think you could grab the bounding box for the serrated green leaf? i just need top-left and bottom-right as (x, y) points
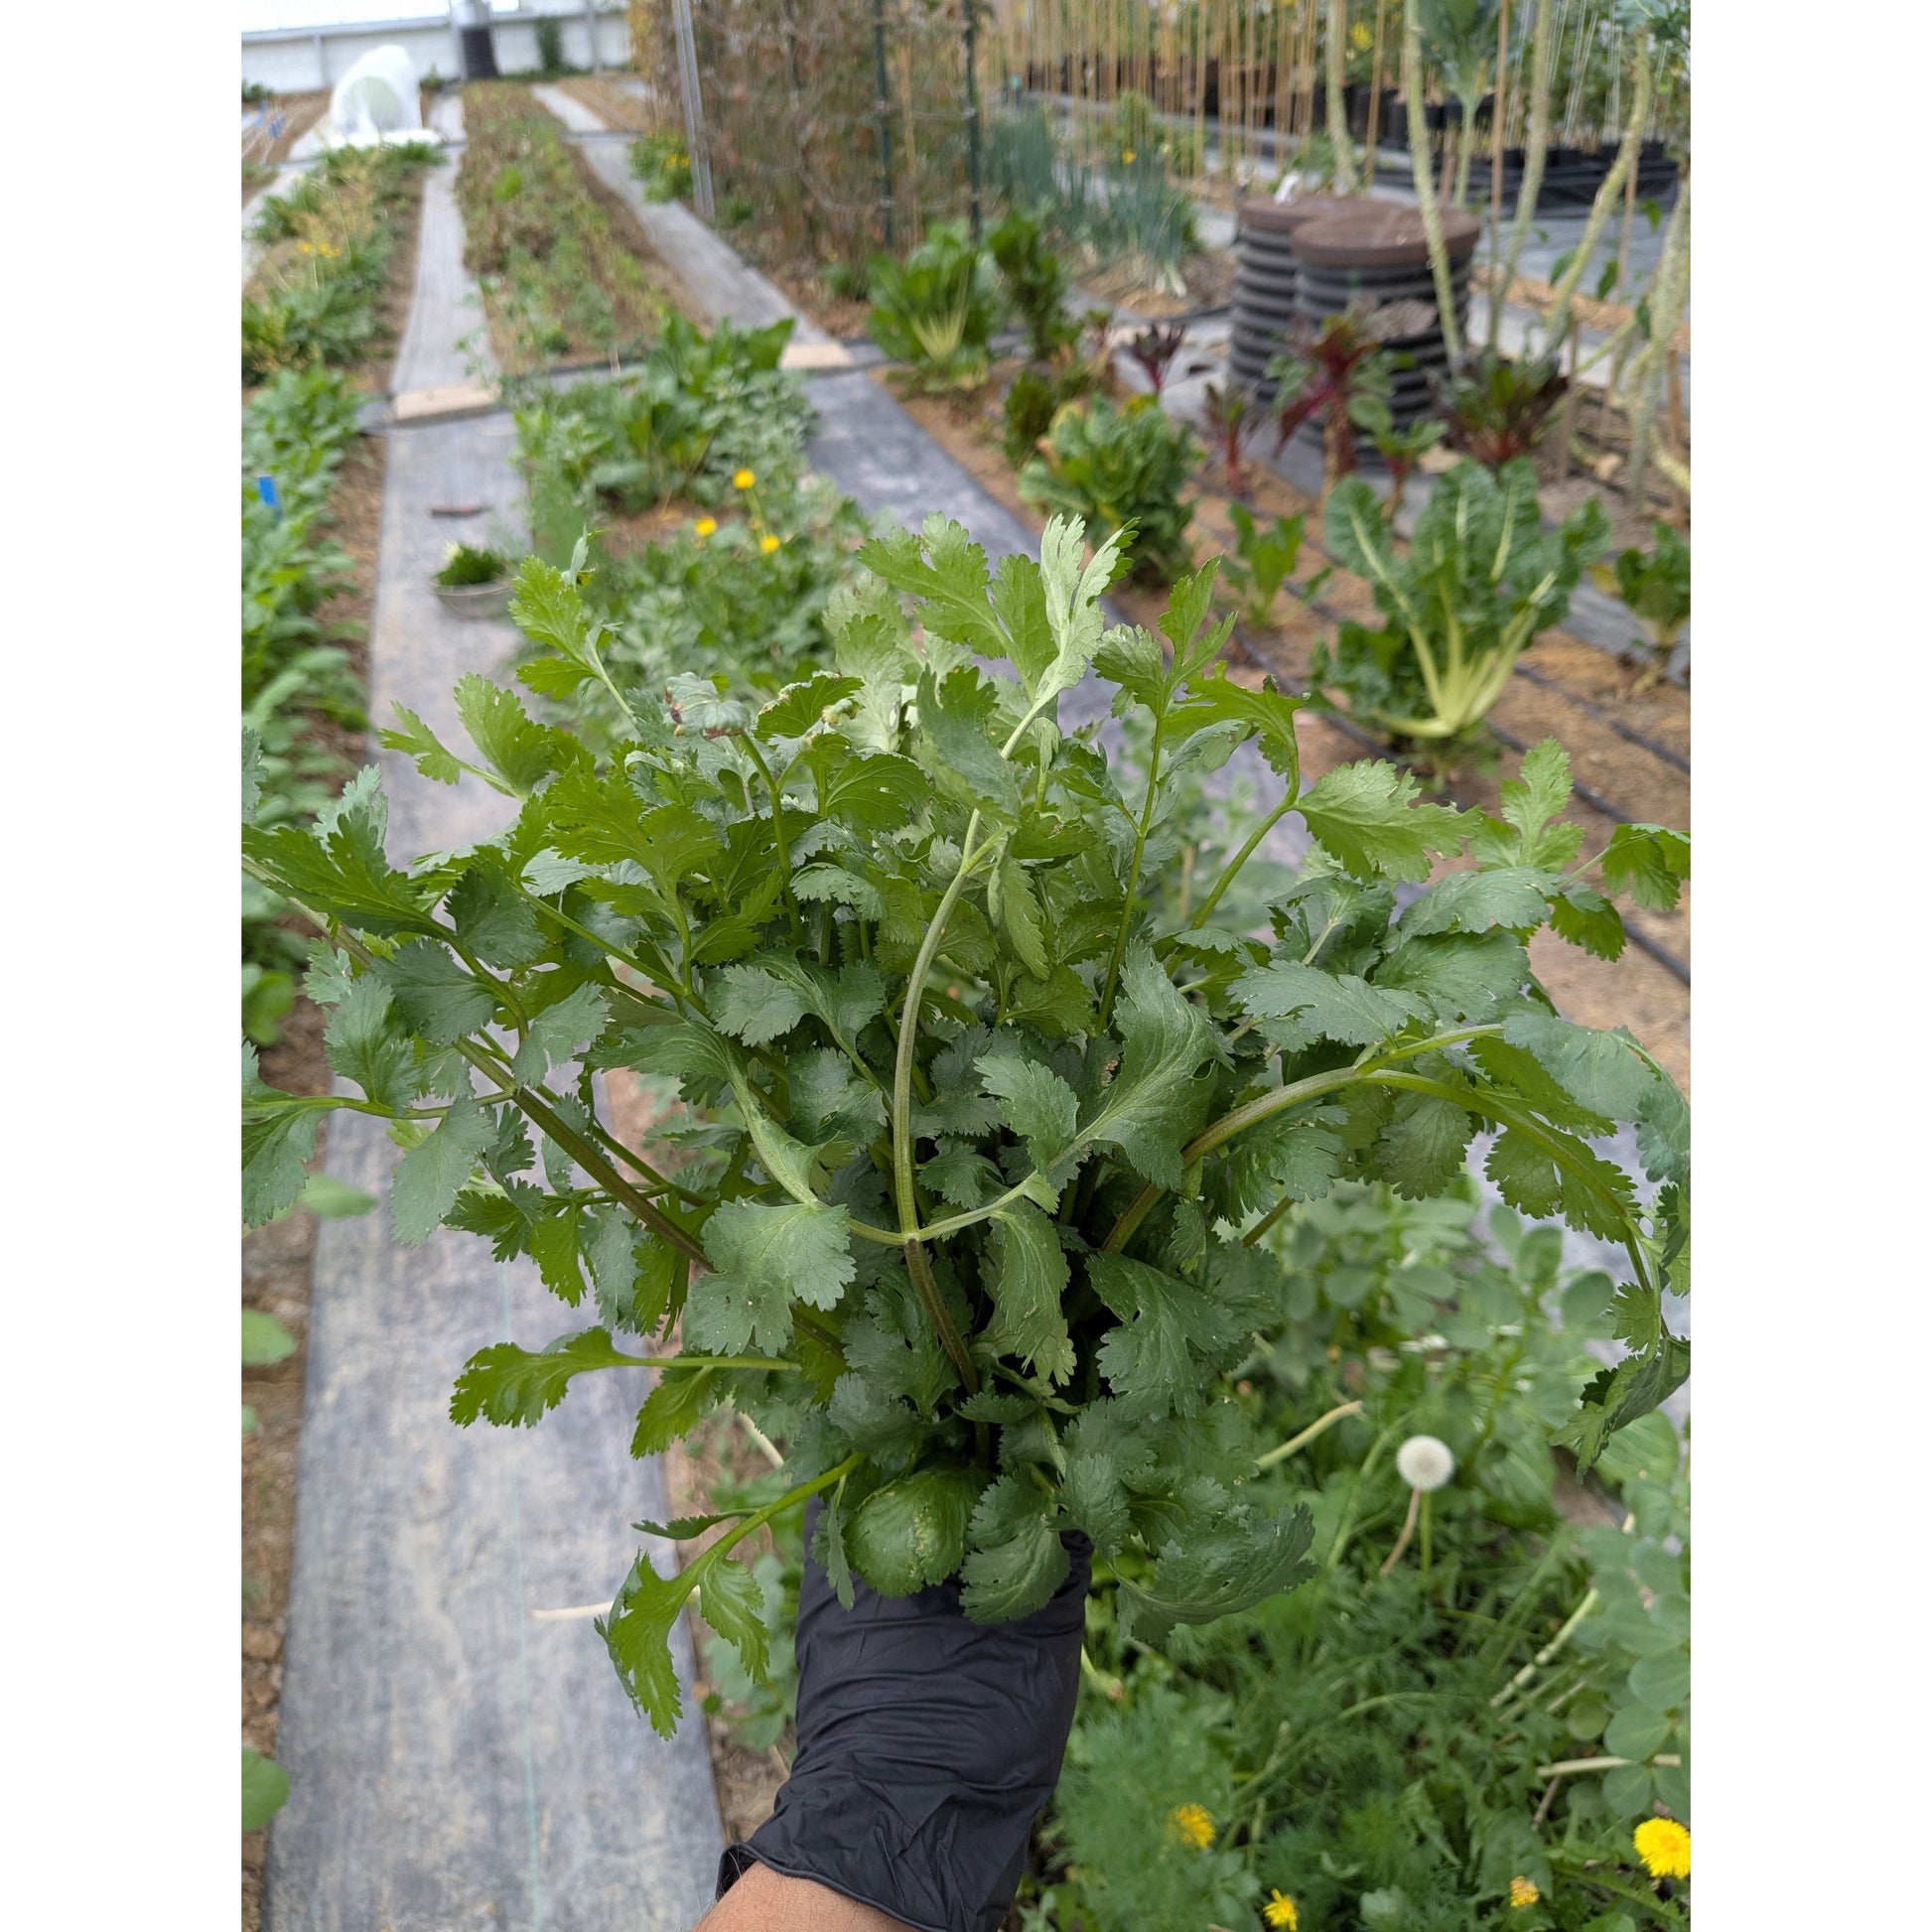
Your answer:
(447, 860), (548, 969)
(630, 1363), (720, 1455)
(758, 671), (864, 740)
(455, 673), (583, 795)
(1396, 867), (1551, 939)
(1601, 823), (1691, 909)
(986, 1202), (1074, 1382)
(696, 1552), (769, 1679)
(510, 984), (611, 1085)
(1374, 1089), (1475, 1197)
(599, 1549), (691, 1736)
(1296, 761), (1466, 883)
(688, 1200), (853, 1354)
(376, 940), (498, 1044)
(1550, 882), (1628, 959)
(1502, 1011), (1655, 1122)
(1081, 948), (1222, 1190)
(1115, 1500), (1316, 1646)
(959, 1474), (1069, 1622)
(979, 1053), (1080, 1176)
(1235, 959), (1428, 1047)
(242, 1105), (319, 1228)
(390, 1095), (495, 1246)
(450, 1326), (639, 1427)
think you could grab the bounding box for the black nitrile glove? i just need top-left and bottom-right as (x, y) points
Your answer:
(716, 1499), (1092, 1932)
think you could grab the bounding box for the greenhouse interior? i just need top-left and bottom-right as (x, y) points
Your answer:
(238, 4), (1702, 1929)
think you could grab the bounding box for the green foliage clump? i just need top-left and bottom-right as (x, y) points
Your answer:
(990, 107), (1199, 295)
(867, 221), (1005, 391)
(534, 15), (566, 75)
(1018, 395), (1199, 585)
(1313, 459), (1610, 744)
(437, 543), (513, 588)
(1046, 1184), (1691, 1931)
(1437, 351), (1569, 469)
(241, 367), (368, 1040)
(1221, 503), (1307, 632)
(516, 314), (811, 533)
(630, 130), (693, 204)
(1596, 522), (1690, 674)
(988, 207), (1076, 362)
(244, 511), (1688, 1742)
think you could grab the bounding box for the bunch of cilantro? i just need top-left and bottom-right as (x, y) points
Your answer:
(242, 513), (1689, 1737)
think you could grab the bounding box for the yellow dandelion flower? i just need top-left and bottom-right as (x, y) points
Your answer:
(759, 532), (781, 554)
(1168, 1802), (1214, 1850)
(694, 516), (718, 538)
(1508, 1876), (1540, 1909)
(1263, 1888), (1300, 1929)
(1122, 148), (1137, 164)
(733, 468), (756, 489)
(1351, 21), (1375, 50)
(1632, 1818), (1690, 1881)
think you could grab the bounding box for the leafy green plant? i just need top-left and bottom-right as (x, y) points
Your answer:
(437, 543), (514, 588)
(1125, 323), (1185, 402)
(1220, 504), (1307, 632)
(1045, 1183), (1691, 1932)
(1313, 459), (1610, 744)
(1003, 364), (1060, 470)
(242, 1745), (290, 1833)
(1420, 0), (1504, 207)
(1437, 350), (1569, 469)
(1201, 381), (1257, 499)
(1270, 300), (1435, 506)
(535, 15), (566, 75)
(243, 514), (1688, 1740)
(630, 130), (694, 204)
(1594, 522), (1690, 679)
(241, 368), (368, 1039)
(515, 315), (810, 542)
(867, 221), (1005, 391)
(1018, 396), (1199, 586)
(988, 207), (1077, 362)
(1354, 401), (1448, 525)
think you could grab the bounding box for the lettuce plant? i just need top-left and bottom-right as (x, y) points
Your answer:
(1314, 458), (1609, 743)
(242, 517), (1687, 1738)
(1018, 396), (1199, 585)
(1596, 520), (1690, 678)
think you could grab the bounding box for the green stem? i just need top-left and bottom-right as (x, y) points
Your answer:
(1189, 790), (1299, 931)
(737, 735), (804, 941)
(1097, 707), (1169, 1030)
(1255, 1400), (1363, 1468)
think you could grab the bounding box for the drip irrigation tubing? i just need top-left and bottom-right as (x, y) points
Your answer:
(1512, 662), (1689, 772)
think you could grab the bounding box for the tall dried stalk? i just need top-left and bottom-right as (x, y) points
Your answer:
(1326, 0), (1360, 189)
(1489, 0), (1553, 345)
(1404, 0), (1463, 361)
(1621, 170), (1690, 511)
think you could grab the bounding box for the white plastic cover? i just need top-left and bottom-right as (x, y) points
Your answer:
(329, 45), (424, 146)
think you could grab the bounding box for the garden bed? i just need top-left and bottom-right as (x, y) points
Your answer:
(458, 81), (699, 373)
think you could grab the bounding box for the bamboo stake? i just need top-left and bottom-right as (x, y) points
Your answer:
(1487, 0), (1508, 294)
(1544, 37), (1652, 354)
(1326, 0), (1359, 189)
(1403, 0), (1463, 361)
(1364, 0), (1388, 188)
(1489, 0), (1553, 347)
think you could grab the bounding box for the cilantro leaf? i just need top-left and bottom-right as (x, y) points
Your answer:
(390, 1095), (495, 1246)
(687, 1200), (854, 1353)
(450, 1326), (640, 1427)
(1296, 761), (1467, 883)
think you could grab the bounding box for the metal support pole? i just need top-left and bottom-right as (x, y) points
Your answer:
(872, 0), (896, 248)
(670, 0), (714, 221)
(964, 0), (984, 240)
(584, 0), (603, 73)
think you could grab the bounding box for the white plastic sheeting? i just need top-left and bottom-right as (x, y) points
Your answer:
(328, 44), (424, 145)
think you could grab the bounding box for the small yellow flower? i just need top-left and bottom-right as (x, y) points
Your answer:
(733, 468), (756, 489)
(1632, 1817), (1690, 1881)
(694, 516), (718, 538)
(1508, 1876), (1540, 1909)
(1122, 148), (1137, 164)
(1263, 1889), (1300, 1929)
(1351, 21), (1375, 50)
(1168, 1802), (1214, 1850)
(759, 532), (781, 554)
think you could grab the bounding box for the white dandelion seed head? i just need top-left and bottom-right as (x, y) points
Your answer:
(1396, 1435), (1455, 1491)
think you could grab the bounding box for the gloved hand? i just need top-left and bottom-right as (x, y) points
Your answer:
(714, 1498), (1092, 1932)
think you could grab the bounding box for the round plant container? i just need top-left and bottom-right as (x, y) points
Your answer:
(1227, 196), (1356, 398)
(434, 579), (514, 620)
(1285, 200), (1481, 442)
